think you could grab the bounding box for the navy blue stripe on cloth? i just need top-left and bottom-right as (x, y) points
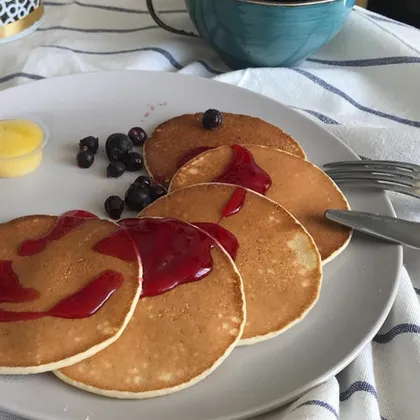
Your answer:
(39, 25), (159, 33)
(307, 56), (420, 67)
(292, 68), (420, 128)
(373, 323), (420, 343)
(41, 45), (184, 69)
(293, 400), (339, 419)
(41, 45), (221, 75)
(196, 60), (223, 75)
(0, 72), (45, 84)
(43, 1), (187, 14)
(340, 380), (377, 401)
(340, 381), (388, 420)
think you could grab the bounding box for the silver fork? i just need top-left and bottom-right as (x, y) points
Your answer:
(324, 159), (420, 199)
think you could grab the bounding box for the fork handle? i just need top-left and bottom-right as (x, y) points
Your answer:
(325, 210), (420, 249)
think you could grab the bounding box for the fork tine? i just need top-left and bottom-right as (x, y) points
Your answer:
(332, 179), (420, 199)
(324, 160), (420, 172)
(328, 173), (415, 188)
(325, 166), (419, 180)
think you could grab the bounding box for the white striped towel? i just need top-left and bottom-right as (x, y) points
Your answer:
(1, 1), (420, 420)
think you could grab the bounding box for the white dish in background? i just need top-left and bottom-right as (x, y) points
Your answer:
(0, 71), (401, 420)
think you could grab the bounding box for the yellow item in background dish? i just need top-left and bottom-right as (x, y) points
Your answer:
(0, 119), (45, 178)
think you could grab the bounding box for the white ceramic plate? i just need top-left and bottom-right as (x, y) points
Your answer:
(0, 71), (401, 420)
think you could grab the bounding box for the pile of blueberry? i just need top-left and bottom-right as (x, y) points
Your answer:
(76, 126), (167, 220)
(105, 175), (166, 220)
(76, 127), (147, 173)
(105, 128), (147, 177)
(76, 110), (223, 221)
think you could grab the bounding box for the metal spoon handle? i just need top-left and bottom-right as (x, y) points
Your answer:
(325, 210), (420, 249)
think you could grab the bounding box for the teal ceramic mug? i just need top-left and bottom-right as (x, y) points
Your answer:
(147, 0), (355, 69)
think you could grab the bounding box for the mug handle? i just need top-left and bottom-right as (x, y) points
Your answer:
(146, 0), (198, 38)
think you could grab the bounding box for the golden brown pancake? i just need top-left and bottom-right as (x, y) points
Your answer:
(0, 215), (141, 374)
(170, 145), (351, 263)
(141, 184), (322, 345)
(55, 218), (245, 398)
(144, 112), (306, 186)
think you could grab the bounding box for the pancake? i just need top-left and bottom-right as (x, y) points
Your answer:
(141, 184), (322, 345)
(170, 145), (352, 263)
(144, 112), (306, 186)
(0, 214), (141, 374)
(55, 218), (245, 398)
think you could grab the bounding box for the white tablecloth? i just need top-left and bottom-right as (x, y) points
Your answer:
(1, 1), (420, 419)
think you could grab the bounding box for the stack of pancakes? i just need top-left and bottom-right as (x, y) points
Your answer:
(0, 112), (351, 399)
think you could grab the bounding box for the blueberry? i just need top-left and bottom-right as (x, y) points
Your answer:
(77, 150), (95, 168)
(150, 184), (167, 201)
(79, 136), (99, 154)
(124, 152), (144, 172)
(132, 175), (152, 190)
(106, 133), (133, 162)
(125, 185), (152, 211)
(104, 196), (125, 220)
(107, 161), (126, 178)
(202, 109), (223, 130)
(128, 127), (148, 146)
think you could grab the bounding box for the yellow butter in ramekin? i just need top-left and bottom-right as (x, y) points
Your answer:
(0, 119), (48, 178)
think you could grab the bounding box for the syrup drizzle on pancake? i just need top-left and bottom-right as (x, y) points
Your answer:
(216, 145), (272, 220)
(0, 270), (124, 322)
(119, 218), (224, 297)
(0, 210), (139, 322)
(193, 223), (238, 261)
(18, 210), (97, 256)
(93, 229), (139, 263)
(220, 188), (247, 219)
(0, 260), (40, 303)
(215, 145), (272, 195)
